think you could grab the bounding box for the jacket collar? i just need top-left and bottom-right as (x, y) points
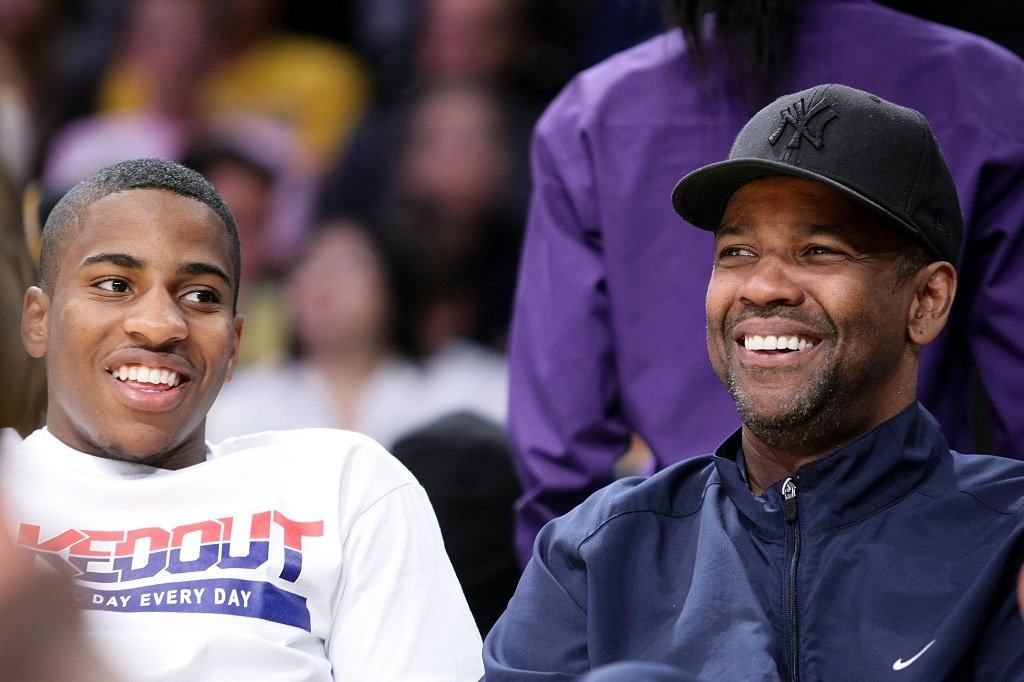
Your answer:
(713, 403), (948, 535)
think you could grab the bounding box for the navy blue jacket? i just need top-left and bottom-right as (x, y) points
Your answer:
(484, 404), (1024, 680)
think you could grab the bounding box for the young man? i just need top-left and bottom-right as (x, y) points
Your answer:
(1, 158), (483, 679)
(483, 85), (1024, 679)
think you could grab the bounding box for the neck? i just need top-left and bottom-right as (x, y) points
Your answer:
(740, 429), (826, 495)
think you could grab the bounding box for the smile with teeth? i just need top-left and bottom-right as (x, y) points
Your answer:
(112, 364), (182, 388)
(743, 334), (816, 352)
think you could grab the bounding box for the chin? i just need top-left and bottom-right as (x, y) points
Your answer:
(91, 424), (196, 468)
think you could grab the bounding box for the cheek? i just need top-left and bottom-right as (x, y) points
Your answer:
(827, 279), (908, 346)
(194, 317), (241, 365)
(705, 274), (737, 332)
(49, 305), (101, 357)
(704, 279), (732, 374)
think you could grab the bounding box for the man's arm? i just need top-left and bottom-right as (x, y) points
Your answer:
(482, 519), (591, 679)
(507, 102), (633, 565)
(959, 140), (1024, 458)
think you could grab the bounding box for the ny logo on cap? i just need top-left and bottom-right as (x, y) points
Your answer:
(768, 94), (837, 152)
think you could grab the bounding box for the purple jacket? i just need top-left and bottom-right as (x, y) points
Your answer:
(508, 0), (1024, 563)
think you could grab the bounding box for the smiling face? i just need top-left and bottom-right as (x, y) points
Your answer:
(22, 189), (243, 469)
(706, 176), (932, 459)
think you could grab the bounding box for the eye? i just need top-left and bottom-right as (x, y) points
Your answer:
(96, 278), (131, 293)
(182, 289), (220, 305)
(718, 245), (757, 259)
(803, 244), (848, 261)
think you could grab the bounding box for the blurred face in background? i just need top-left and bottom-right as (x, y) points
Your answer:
(400, 83), (509, 228)
(202, 157), (275, 283)
(417, 0), (528, 85)
(0, 0), (51, 44)
(117, 0), (222, 117)
(288, 220), (393, 357)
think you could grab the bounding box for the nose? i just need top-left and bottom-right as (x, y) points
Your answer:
(122, 289), (188, 346)
(735, 254), (805, 309)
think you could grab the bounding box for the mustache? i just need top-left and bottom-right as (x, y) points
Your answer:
(720, 305), (837, 339)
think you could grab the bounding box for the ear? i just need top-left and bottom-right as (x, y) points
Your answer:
(1018, 563), (1024, 620)
(906, 262), (956, 345)
(223, 314), (245, 383)
(21, 286), (50, 359)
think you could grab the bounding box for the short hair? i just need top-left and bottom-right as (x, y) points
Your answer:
(892, 240), (934, 283)
(39, 158), (241, 310)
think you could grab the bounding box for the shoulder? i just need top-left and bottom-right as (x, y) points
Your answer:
(946, 451), (1024, 515)
(540, 455), (719, 553)
(536, 31), (692, 136)
(209, 428), (418, 492)
(908, 24), (1024, 138)
(803, 3), (1024, 137)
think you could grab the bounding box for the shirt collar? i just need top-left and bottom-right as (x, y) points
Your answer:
(713, 402), (948, 533)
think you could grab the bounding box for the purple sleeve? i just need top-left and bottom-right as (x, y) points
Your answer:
(959, 144), (1024, 457)
(916, 47), (1024, 459)
(506, 100), (632, 565)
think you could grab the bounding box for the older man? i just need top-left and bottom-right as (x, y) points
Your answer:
(483, 84), (1024, 680)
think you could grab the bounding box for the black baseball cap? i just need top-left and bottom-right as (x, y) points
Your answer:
(672, 83), (963, 264)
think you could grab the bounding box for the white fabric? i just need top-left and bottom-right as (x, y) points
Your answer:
(1, 427), (483, 681)
(207, 342), (508, 449)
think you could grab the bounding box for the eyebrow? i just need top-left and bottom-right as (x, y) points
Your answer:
(82, 253), (232, 286)
(714, 222), (848, 240)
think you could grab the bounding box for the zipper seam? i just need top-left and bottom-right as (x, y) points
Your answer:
(783, 477), (800, 682)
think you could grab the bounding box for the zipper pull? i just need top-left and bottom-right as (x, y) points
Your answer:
(782, 477), (798, 523)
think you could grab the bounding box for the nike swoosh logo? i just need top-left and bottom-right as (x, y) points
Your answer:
(892, 639), (936, 670)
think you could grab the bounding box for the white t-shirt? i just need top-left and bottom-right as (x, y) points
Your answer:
(0, 427), (483, 681)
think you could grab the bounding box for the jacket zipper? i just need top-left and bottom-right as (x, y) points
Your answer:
(782, 476), (800, 682)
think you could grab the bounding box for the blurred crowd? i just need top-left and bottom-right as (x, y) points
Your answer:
(2, 0), (1022, 645)
(0, 0), (667, 440)
(4, 0), (1020, 439)
(0, 0), (667, 641)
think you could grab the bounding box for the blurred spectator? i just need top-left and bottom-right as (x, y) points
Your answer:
(94, 0), (218, 123)
(314, 0), (544, 241)
(0, 0), (119, 181)
(1, 83), (44, 433)
(339, 0), (419, 82)
(41, 0), (370, 211)
(182, 114), (317, 366)
(39, 0), (219, 202)
(413, 0), (540, 95)
(199, 0), (372, 170)
(0, 164), (44, 436)
(319, 81), (527, 356)
(391, 411), (522, 636)
(382, 82), (525, 355)
(206, 217), (507, 450)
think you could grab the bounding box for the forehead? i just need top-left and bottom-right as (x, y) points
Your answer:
(60, 188), (232, 270)
(719, 176), (897, 245)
